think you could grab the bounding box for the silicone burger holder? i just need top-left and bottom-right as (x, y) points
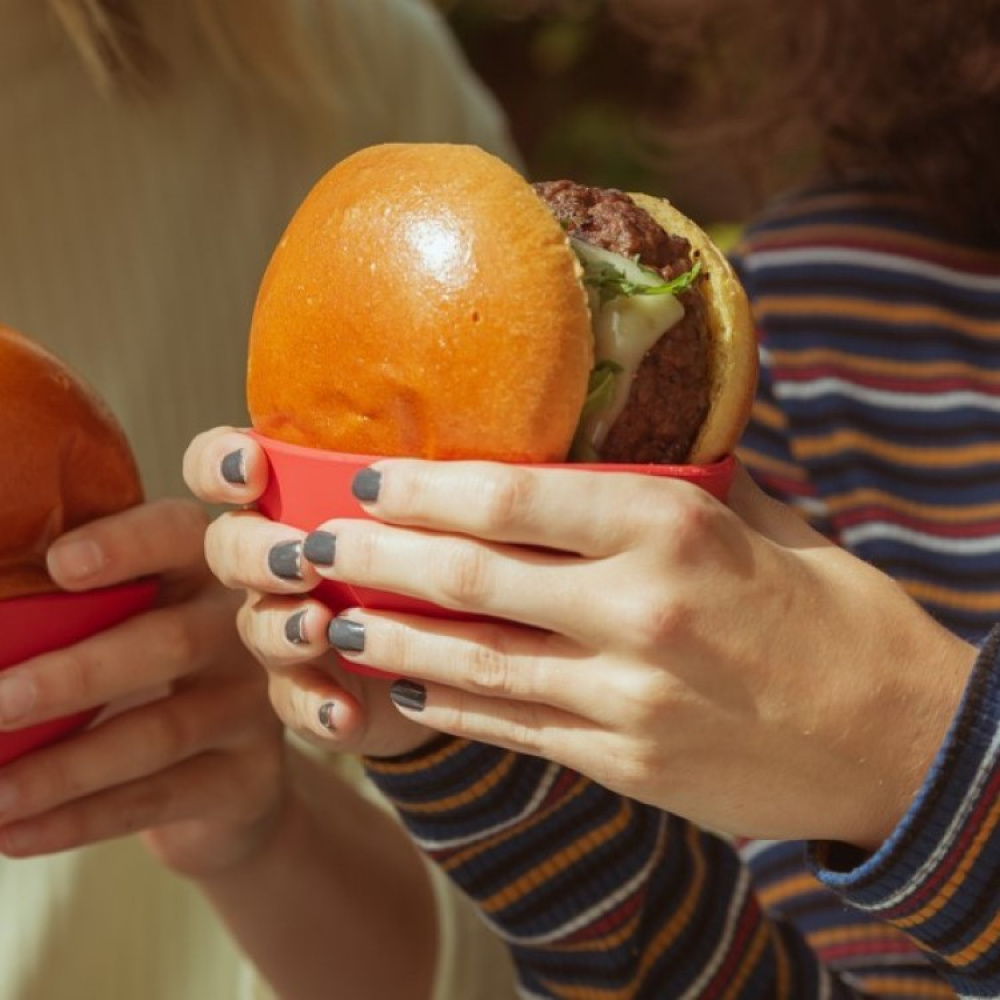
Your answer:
(0, 579), (158, 765)
(252, 432), (737, 678)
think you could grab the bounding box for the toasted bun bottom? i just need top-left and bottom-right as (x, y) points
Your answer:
(628, 193), (758, 465)
(0, 327), (144, 600)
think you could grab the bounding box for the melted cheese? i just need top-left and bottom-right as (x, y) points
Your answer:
(570, 240), (685, 455)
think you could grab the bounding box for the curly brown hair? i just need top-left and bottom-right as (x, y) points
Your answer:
(612, 0), (1000, 242)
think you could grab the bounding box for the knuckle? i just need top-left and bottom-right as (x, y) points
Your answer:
(605, 663), (683, 733)
(349, 526), (381, 579)
(373, 620), (411, 672)
(143, 703), (193, 763)
(464, 636), (512, 695)
(655, 489), (720, 553)
(503, 704), (546, 757)
(602, 742), (665, 794)
(33, 753), (88, 811)
(117, 778), (174, 834)
(47, 645), (102, 711)
(616, 683), (664, 731)
(445, 692), (547, 758)
(436, 544), (492, 608)
(622, 593), (692, 650)
(475, 467), (537, 534)
(157, 496), (210, 536)
(150, 613), (199, 671)
(31, 811), (87, 854)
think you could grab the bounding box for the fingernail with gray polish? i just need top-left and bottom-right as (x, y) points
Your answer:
(303, 531), (336, 567)
(352, 468), (382, 503)
(221, 449), (247, 485)
(268, 540), (303, 580)
(285, 609), (308, 645)
(317, 702), (337, 731)
(328, 617), (365, 653)
(390, 680), (426, 712)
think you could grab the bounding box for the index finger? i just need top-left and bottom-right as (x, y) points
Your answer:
(350, 459), (715, 558)
(182, 426), (266, 506)
(47, 498), (207, 590)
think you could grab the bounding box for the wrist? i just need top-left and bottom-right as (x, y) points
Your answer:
(853, 629), (979, 852)
(164, 743), (297, 884)
(811, 623), (1000, 937)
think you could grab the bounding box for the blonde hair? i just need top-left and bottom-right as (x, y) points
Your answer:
(49, 0), (329, 101)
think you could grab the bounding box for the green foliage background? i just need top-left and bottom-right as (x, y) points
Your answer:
(435, 1), (760, 228)
(439, 1), (663, 189)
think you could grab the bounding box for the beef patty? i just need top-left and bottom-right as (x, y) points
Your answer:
(533, 180), (712, 464)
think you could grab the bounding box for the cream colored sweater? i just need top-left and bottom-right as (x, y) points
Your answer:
(0, 0), (516, 500)
(0, 0), (518, 997)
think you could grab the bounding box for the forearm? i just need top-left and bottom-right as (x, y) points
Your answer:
(195, 744), (437, 1000)
(366, 741), (861, 999)
(812, 625), (1000, 995)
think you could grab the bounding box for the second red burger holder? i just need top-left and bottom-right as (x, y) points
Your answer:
(252, 431), (736, 678)
(0, 579), (159, 765)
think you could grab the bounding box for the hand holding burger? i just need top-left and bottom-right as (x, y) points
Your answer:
(236, 142), (759, 673)
(0, 325), (150, 763)
(183, 142), (763, 755)
(0, 328), (294, 872)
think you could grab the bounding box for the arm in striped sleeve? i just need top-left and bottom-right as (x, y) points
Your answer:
(811, 625), (1000, 997)
(728, 246), (838, 541)
(365, 740), (863, 999)
(736, 347), (830, 517)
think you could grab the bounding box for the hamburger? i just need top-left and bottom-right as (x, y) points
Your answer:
(247, 143), (757, 466)
(0, 326), (144, 600)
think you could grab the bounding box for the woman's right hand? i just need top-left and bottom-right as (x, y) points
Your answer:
(183, 428), (433, 759)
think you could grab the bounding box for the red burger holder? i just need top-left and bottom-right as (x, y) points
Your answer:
(252, 432), (737, 678)
(0, 580), (158, 765)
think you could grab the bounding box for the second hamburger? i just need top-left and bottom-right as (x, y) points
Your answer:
(0, 325), (144, 600)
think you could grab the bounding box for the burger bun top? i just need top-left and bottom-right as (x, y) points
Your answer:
(247, 143), (594, 462)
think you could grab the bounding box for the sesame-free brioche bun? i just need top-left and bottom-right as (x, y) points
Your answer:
(0, 326), (143, 600)
(247, 143), (756, 465)
(248, 143), (593, 462)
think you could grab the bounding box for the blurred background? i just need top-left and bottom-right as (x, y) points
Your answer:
(434, 0), (771, 234)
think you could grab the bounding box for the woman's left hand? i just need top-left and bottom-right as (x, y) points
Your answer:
(289, 459), (974, 850)
(0, 498), (285, 877)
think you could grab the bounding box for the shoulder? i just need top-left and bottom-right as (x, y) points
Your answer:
(311, 0), (456, 54)
(737, 178), (1000, 273)
(300, 0), (520, 165)
(732, 178), (1000, 307)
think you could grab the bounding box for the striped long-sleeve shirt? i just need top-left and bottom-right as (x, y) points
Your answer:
(733, 179), (1000, 642)
(729, 179), (1000, 997)
(365, 180), (1000, 998)
(366, 627), (1000, 998)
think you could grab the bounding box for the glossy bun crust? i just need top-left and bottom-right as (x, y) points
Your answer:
(248, 143), (594, 462)
(0, 327), (143, 599)
(629, 194), (758, 464)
